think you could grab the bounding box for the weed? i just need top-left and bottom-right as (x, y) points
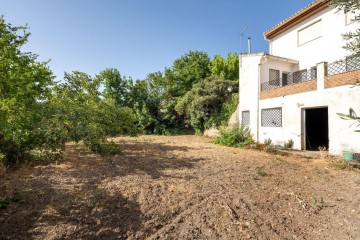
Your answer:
(256, 167), (266, 177)
(329, 157), (353, 170)
(214, 125), (253, 147)
(87, 188), (103, 208)
(11, 194), (21, 203)
(264, 138), (272, 146)
(0, 197), (9, 209)
(284, 139), (294, 149)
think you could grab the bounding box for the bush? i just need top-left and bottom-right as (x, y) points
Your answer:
(214, 125), (253, 147)
(284, 139), (294, 149)
(264, 138), (272, 146)
(88, 141), (121, 156)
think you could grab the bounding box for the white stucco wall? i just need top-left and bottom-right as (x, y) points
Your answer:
(239, 54), (264, 141)
(258, 84), (360, 155)
(269, 6), (359, 69)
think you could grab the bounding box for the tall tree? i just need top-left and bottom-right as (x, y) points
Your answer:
(97, 68), (132, 107)
(0, 17), (55, 164)
(167, 50), (211, 96)
(211, 53), (239, 81)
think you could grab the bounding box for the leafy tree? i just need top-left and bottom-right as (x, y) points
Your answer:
(211, 53), (239, 81)
(175, 78), (238, 133)
(331, 0), (360, 55)
(0, 17), (55, 164)
(98, 68), (132, 107)
(49, 71), (138, 155)
(167, 50), (211, 96)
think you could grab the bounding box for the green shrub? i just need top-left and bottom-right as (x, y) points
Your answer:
(264, 138), (272, 146)
(88, 141), (121, 156)
(214, 125), (253, 147)
(284, 139), (294, 149)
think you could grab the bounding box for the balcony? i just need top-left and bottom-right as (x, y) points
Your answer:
(259, 56), (360, 100)
(261, 68), (316, 91)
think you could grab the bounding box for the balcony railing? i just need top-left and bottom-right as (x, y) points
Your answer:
(261, 68), (316, 91)
(326, 55), (360, 76)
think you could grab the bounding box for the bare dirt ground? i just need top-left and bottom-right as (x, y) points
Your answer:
(1, 135), (360, 240)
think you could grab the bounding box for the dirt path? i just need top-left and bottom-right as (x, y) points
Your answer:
(1, 135), (360, 239)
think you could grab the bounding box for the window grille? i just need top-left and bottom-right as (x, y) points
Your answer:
(261, 108), (282, 127)
(269, 69), (280, 86)
(242, 111), (250, 126)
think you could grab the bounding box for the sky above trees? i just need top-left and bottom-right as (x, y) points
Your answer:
(0, 0), (314, 80)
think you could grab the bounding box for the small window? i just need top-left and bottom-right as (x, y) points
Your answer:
(269, 69), (280, 86)
(261, 108), (282, 127)
(298, 20), (322, 46)
(242, 111), (250, 126)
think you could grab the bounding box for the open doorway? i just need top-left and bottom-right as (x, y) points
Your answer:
(304, 107), (329, 151)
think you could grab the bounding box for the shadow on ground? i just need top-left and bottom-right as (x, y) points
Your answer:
(0, 138), (204, 239)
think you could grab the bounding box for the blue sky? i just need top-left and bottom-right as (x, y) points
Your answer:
(1, 0), (314, 80)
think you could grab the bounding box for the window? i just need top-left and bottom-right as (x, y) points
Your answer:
(293, 69), (307, 83)
(261, 108), (282, 127)
(269, 69), (280, 86)
(242, 111), (250, 126)
(282, 72), (289, 86)
(298, 20), (322, 46)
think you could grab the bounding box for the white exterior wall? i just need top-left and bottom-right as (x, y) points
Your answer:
(239, 4), (360, 155)
(239, 54), (264, 141)
(259, 84), (360, 155)
(270, 6), (359, 69)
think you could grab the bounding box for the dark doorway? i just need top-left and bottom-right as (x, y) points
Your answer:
(305, 107), (329, 150)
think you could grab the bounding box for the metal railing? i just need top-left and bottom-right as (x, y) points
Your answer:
(326, 56), (360, 76)
(261, 68), (316, 91)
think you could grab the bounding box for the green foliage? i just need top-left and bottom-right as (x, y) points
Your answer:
(337, 108), (360, 132)
(49, 71), (138, 154)
(176, 78), (238, 133)
(331, 0), (360, 55)
(0, 17), (55, 165)
(214, 125), (253, 147)
(169, 50), (211, 96)
(255, 167), (266, 177)
(264, 138), (272, 146)
(98, 68), (133, 107)
(210, 53), (239, 81)
(284, 139), (294, 149)
(0, 197), (9, 209)
(219, 93), (239, 126)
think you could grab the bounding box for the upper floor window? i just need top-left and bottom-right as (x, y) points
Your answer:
(298, 20), (322, 46)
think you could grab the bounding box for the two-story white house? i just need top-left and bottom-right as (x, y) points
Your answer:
(239, 0), (360, 154)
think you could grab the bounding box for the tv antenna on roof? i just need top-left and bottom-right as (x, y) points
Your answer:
(240, 26), (248, 55)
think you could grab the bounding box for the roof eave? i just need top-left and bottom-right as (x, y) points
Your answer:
(264, 0), (330, 40)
